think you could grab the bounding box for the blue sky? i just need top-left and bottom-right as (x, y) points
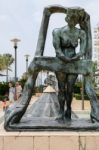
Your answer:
(0, 0), (99, 81)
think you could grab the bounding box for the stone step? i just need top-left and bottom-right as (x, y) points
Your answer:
(0, 128), (99, 150)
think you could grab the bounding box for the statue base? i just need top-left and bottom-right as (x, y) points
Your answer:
(7, 116), (99, 131)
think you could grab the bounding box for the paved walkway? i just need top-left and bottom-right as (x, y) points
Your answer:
(30, 96), (91, 111)
(30, 95), (91, 111)
(72, 98), (90, 111)
(0, 111), (4, 124)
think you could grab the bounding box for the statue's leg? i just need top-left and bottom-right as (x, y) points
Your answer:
(56, 72), (66, 119)
(4, 60), (39, 130)
(85, 75), (99, 123)
(65, 74), (77, 120)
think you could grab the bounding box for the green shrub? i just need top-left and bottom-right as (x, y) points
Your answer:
(0, 82), (9, 96)
(74, 93), (99, 101)
(34, 85), (44, 93)
(74, 93), (89, 100)
(0, 95), (9, 101)
(74, 82), (82, 94)
(74, 94), (81, 100)
(84, 95), (89, 100)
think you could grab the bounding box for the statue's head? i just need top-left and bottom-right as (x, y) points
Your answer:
(65, 7), (85, 27)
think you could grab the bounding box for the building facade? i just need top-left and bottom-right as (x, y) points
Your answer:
(93, 24), (99, 85)
(93, 25), (99, 67)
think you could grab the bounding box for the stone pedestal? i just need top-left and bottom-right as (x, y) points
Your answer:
(1, 123), (99, 150)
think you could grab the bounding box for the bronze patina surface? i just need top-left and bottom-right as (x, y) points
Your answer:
(4, 5), (99, 131)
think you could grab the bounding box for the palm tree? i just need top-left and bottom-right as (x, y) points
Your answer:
(0, 54), (14, 81)
(3, 54), (14, 82)
(0, 55), (6, 71)
(3, 54), (14, 68)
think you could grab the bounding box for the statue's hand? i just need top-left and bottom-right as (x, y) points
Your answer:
(71, 54), (81, 61)
(59, 56), (72, 63)
(71, 57), (80, 61)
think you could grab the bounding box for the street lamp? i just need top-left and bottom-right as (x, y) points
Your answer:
(24, 54), (30, 73)
(6, 66), (8, 82)
(11, 38), (21, 82)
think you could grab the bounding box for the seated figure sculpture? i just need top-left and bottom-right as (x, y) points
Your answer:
(4, 5), (99, 131)
(53, 8), (86, 120)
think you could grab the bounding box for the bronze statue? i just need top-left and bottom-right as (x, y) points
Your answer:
(53, 8), (86, 120)
(4, 5), (99, 131)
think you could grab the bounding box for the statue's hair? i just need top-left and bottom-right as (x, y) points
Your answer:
(65, 6), (88, 27)
(66, 7), (85, 20)
(65, 7), (91, 59)
(67, 7), (84, 11)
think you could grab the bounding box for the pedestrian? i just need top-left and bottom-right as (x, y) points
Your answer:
(2, 98), (7, 111)
(15, 82), (22, 100)
(8, 82), (15, 103)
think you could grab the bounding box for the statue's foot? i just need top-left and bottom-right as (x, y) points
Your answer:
(55, 111), (64, 121)
(65, 109), (71, 120)
(90, 105), (99, 123)
(90, 114), (99, 123)
(4, 102), (24, 130)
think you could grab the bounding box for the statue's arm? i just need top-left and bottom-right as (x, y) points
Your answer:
(52, 29), (71, 62)
(71, 30), (86, 61)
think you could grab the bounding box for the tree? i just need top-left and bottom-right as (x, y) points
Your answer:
(0, 54), (14, 81)
(0, 55), (6, 71)
(0, 54), (14, 71)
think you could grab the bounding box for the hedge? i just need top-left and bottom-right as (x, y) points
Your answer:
(0, 82), (9, 96)
(74, 93), (99, 100)
(74, 82), (82, 94)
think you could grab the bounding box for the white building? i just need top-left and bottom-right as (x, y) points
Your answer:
(93, 24), (99, 67)
(93, 24), (99, 85)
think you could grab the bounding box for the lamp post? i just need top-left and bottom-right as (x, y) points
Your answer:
(6, 66), (8, 82)
(24, 54), (30, 73)
(11, 38), (21, 82)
